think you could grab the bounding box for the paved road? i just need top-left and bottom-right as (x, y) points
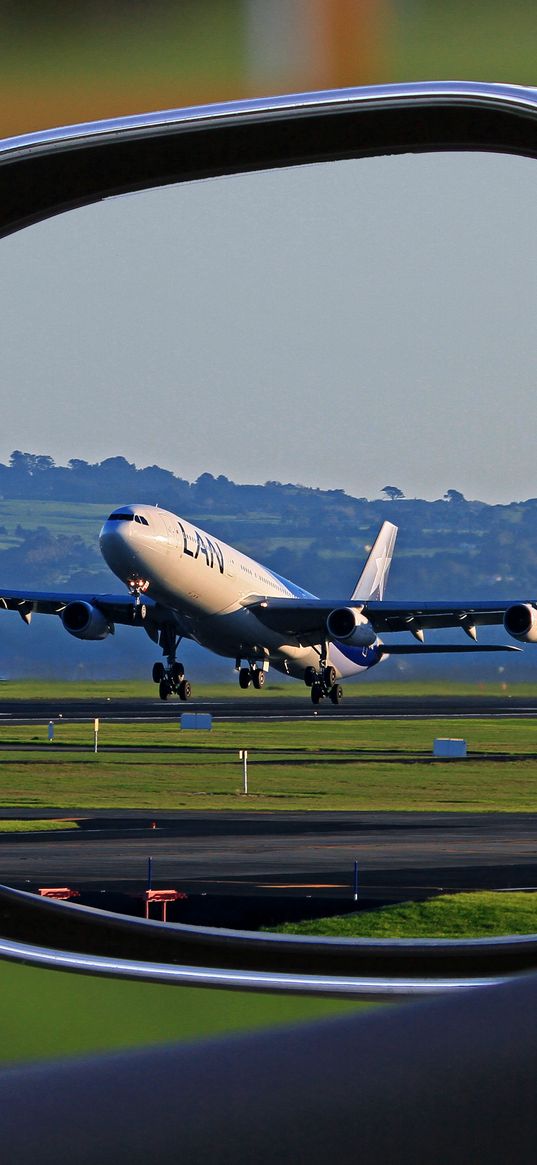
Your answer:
(1, 810), (536, 902)
(1, 694), (537, 723)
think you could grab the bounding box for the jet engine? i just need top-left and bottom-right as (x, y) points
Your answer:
(503, 603), (537, 643)
(326, 606), (377, 647)
(61, 601), (113, 640)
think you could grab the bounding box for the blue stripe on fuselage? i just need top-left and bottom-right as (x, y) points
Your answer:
(334, 642), (383, 668)
(268, 569), (317, 600)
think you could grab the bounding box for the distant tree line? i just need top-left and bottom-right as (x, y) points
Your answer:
(1, 451), (537, 600)
(1, 452), (537, 678)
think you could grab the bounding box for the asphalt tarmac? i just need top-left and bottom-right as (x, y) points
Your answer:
(1, 693), (537, 722)
(1, 810), (536, 905)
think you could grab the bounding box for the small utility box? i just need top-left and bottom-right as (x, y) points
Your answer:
(180, 713), (212, 731)
(433, 738), (467, 758)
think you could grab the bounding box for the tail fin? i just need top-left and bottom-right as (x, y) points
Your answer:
(351, 521), (398, 601)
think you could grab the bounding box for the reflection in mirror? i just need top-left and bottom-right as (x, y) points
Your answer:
(0, 151), (535, 503)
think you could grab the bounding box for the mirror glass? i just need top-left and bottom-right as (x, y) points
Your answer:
(0, 150), (535, 504)
(0, 148), (536, 679)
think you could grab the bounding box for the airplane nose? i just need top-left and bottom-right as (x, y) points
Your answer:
(99, 516), (136, 573)
(100, 518), (131, 541)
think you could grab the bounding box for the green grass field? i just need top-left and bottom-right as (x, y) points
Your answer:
(269, 891), (537, 938)
(0, 715), (536, 812)
(0, 960), (368, 1067)
(2, 678), (536, 699)
(0, 818), (77, 833)
(0, 500), (116, 546)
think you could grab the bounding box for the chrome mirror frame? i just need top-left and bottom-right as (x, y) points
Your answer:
(1, 80), (537, 240)
(1, 81), (537, 1159)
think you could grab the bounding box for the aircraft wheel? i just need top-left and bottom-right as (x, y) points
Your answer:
(152, 662), (165, 684)
(159, 680), (171, 701)
(311, 684), (322, 705)
(171, 662), (185, 685)
(252, 670), (265, 689)
(323, 666), (337, 689)
(179, 679), (191, 701)
(304, 666), (316, 688)
(329, 684), (343, 705)
(239, 668), (251, 689)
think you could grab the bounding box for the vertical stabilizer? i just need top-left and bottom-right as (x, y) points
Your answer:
(351, 522), (398, 601)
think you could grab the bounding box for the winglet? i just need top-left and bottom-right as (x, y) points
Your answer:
(351, 522), (398, 601)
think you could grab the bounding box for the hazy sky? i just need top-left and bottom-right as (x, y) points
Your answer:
(0, 150), (535, 503)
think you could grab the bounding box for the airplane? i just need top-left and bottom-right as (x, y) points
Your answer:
(0, 504), (530, 705)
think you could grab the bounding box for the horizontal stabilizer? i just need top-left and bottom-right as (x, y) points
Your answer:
(378, 643), (521, 654)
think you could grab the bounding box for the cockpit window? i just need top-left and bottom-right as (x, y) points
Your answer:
(107, 511), (149, 524)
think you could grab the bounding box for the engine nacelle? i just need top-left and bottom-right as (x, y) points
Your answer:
(503, 603), (537, 643)
(61, 601), (113, 641)
(326, 606), (377, 647)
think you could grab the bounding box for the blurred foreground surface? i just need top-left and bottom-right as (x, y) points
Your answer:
(2, 1), (537, 139)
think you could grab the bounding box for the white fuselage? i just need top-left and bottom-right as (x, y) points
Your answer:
(99, 504), (381, 680)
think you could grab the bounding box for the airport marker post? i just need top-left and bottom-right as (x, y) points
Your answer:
(353, 860), (359, 902)
(239, 749), (248, 795)
(94, 717), (99, 753)
(47, 721), (54, 743)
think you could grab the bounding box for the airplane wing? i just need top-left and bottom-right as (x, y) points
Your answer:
(357, 600), (526, 634)
(0, 589), (138, 623)
(0, 589), (189, 634)
(376, 643), (520, 654)
(247, 597), (528, 644)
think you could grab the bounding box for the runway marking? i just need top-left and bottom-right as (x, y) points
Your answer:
(188, 879), (348, 889)
(262, 883), (348, 889)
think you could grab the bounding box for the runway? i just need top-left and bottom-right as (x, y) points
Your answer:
(1, 810), (536, 909)
(1, 693), (537, 723)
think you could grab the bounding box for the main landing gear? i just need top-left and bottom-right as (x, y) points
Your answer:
(152, 660), (191, 701)
(152, 628), (192, 701)
(236, 661), (266, 690)
(304, 663), (343, 705)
